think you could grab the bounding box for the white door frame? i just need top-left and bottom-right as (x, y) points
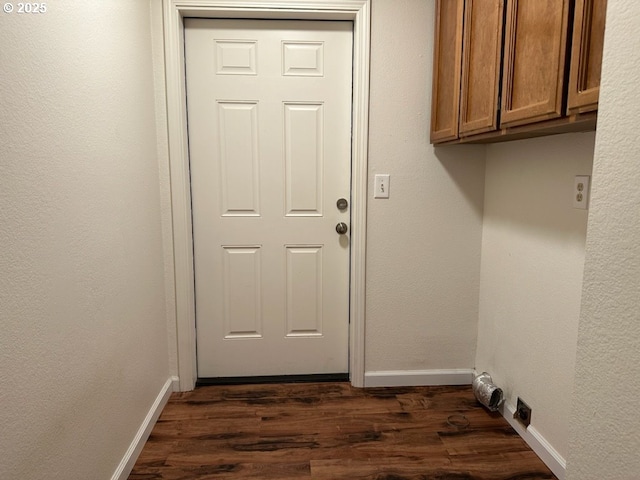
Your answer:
(162, 0), (370, 391)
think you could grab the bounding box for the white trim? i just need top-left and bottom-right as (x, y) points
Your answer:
(364, 369), (475, 387)
(501, 402), (567, 480)
(110, 378), (173, 480)
(170, 375), (180, 392)
(162, 0), (370, 391)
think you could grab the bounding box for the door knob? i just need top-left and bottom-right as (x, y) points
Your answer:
(336, 222), (348, 235)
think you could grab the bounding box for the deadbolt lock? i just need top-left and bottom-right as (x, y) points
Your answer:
(336, 198), (348, 210)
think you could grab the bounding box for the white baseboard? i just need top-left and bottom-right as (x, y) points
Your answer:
(501, 402), (566, 480)
(364, 371), (565, 478)
(364, 369), (475, 387)
(170, 375), (180, 392)
(111, 377), (174, 480)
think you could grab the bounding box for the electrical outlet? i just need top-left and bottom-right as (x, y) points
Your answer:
(514, 397), (532, 428)
(573, 175), (590, 210)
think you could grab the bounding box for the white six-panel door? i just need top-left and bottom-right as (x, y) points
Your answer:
(185, 19), (353, 377)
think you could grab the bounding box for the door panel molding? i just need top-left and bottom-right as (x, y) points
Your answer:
(162, 0), (370, 391)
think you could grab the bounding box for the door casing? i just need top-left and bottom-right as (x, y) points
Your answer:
(162, 0), (371, 391)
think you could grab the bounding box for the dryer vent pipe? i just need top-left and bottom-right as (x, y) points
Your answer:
(472, 372), (503, 412)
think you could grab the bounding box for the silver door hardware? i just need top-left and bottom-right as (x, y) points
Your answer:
(336, 198), (348, 210)
(335, 222), (348, 234)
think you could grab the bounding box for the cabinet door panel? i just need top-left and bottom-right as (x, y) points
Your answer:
(500, 0), (570, 128)
(430, 0), (464, 143)
(567, 0), (607, 114)
(459, 0), (504, 137)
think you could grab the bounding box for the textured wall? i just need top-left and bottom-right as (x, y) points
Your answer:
(0, 1), (170, 478)
(476, 133), (595, 459)
(365, 0), (485, 372)
(567, 1), (640, 477)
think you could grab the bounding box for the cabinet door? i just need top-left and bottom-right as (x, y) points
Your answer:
(459, 0), (505, 137)
(567, 0), (607, 114)
(500, 0), (570, 128)
(430, 0), (464, 143)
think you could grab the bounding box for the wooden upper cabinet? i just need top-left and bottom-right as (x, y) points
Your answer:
(429, 0), (603, 144)
(567, 0), (607, 114)
(500, 0), (571, 128)
(430, 0), (464, 143)
(459, 0), (505, 137)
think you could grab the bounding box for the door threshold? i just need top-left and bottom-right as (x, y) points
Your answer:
(196, 373), (349, 386)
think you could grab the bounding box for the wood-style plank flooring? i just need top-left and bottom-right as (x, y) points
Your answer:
(129, 382), (557, 480)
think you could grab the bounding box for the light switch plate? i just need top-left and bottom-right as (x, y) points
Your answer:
(374, 174), (390, 199)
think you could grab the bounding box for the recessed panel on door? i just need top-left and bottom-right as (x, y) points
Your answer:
(218, 102), (260, 216)
(282, 41), (324, 76)
(285, 103), (324, 216)
(222, 246), (262, 339)
(286, 246), (323, 337)
(216, 40), (257, 75)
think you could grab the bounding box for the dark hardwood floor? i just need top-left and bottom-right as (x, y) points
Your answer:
(129, 382), (557, 480)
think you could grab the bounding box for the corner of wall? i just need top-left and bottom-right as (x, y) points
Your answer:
(476, 133), (595, 462)
(111, 378), (174, 480)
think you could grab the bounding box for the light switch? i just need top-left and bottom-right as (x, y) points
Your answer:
(374, 174), (390, 199)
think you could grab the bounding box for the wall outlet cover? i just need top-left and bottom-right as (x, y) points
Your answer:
(573, 175), (590, 209)
(514, 397), (532, 428)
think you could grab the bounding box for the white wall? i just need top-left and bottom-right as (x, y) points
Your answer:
(476, 133), (595, 460)
(0, 1), (170, 478)
(365, 0), (485, 375)
(567, 1), (640, 477)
